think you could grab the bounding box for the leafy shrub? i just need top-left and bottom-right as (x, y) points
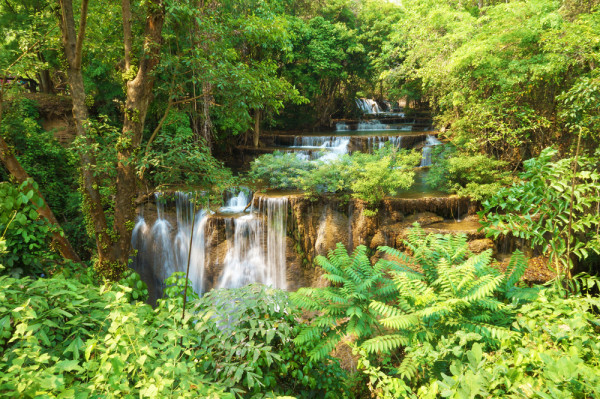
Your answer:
(163, 284), (349, 398)
(162, 271), (199, 306)
(0, 274), (230, 398)
(140, 111), (237, 193)
(418, 287), (600, 398)
(292, 244), (400, 361)
(425, 145), (512, 200)
(481, 147), (600, 278)
(1, 98), (92, 258)
(249, 146), (420, 207)
(117, 269), (149, 302)
(293, 225), (537, 396)
(363, 226), (533, 384)
(248, 151), (317, 189)
(0, 180), (59, 277)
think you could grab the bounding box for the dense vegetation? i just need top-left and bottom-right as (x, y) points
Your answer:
(1, 0), (600, 397)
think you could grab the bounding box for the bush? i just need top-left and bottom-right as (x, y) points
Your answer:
(0, 98), (93, 258)
(425, 145), (512, 200)
(140, 111), (237, 194)
(0, 274), (230, 398)
(162, 284), (349, 398)
(249, 146), (421, 207)
(0, 180), (60, 277)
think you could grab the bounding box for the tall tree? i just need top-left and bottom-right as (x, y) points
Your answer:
(57, 0), (165, 279)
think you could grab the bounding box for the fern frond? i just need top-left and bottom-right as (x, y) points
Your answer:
(308, 334), (342, 361)
(504, 249), (528, 290)
(380, 313), (421, 330)
(370, 300), (405, 318)
(463, 274), (505, 302)
(362, 334), (410, 354)
(398, 353), (419, 380)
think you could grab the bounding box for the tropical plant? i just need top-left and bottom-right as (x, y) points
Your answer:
(139, 110), (237, 193)
(417, 283), (600, 398)
(0, 180), (60, 277)
(292, 244), (401, 361)
(481, 147), (600, 280)
(0, 274), (231, 398)
(163, 283), (348, 398)
(249, 147), (420, 208)
(362, 225), (533, 382)
(425, 145), (512, 200)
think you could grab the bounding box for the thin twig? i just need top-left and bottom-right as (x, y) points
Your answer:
(180, 193), (197, 346)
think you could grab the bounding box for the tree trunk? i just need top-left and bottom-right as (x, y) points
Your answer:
(113, 0), (165, 271)
(37, 53), (54, 94)
(253, 109), (261, 148)
(0, 114), (80, 262)
(201, 81), (213, 148)
(58, 0), (164, 280)
(58, 0), (114, 269)
(121, 0), (133, 72)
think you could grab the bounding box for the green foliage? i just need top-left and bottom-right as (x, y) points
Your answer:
(418, 287), (600, 398)
(117, 269), (149, 303)
(0, 180), (59, 277)
(1, 98), (92, 258)
(162, 271), (199, 306)
(383, 0), (600, 163)
(481, 147), (600, 276)
(162, 283), (348, 398)
(293, 225), (536, 396)
(140, 111), (237, 193)
(425, 145), (513, 200)
(0, 274), (230, 398)
(249, 147), (420, 207)
(292, 244), (401, 361)
(363, 225), (533, 386)
(248, 151), (317, 189)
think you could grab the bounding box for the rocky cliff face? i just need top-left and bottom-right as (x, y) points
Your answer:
(284, 194), (480, 264)
(134, 193), (489, 298)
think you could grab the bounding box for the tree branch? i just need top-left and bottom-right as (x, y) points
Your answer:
(74, 0), (89, 69)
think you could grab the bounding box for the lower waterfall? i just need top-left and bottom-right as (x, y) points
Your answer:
(131, 192), (289, 301)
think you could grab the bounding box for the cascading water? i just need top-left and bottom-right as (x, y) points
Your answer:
(420, 135), (442, 167)
(131, 192), (289, 300)
(291, 136), (350, 161)
(218, 196), (288, 289)
(356, 98), (382, 114)
(220, 189), (252, 213)
(366, 136), (403, 151)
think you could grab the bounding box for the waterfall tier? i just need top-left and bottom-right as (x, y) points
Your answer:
(131, 192), (289, 303)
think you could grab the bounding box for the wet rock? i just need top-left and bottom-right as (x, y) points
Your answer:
(370, 231), (386, 249)
(468, 238), (496, 254)
(405, 212), (444, 226)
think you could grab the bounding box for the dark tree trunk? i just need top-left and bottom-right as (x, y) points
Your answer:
(58, 0), (114, 268)
(201, 81), (213, 148)
(0, 90), (79, 261)
(58, 0), (165, 280)
(253, 109), (261, 148)
(114, 1), (165, 269)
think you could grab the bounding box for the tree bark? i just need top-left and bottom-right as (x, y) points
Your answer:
(201, 81), (213, 148)
(0, 133), (80, 262)
(113, 0), (165, 268)
(58, 0), (113, 268)
(121, 0), (133, 72)
(253, 108), (261, 148)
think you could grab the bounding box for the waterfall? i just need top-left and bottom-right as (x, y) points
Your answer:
(420, 135), (442, 167)
(132, 192), (289, 299)
(291, 136), (350, 161)
(336, 122), (350, 131)
(356, 98), (382, 114)
(220, 188), (251, 213)
(219, 197), (288, 289)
